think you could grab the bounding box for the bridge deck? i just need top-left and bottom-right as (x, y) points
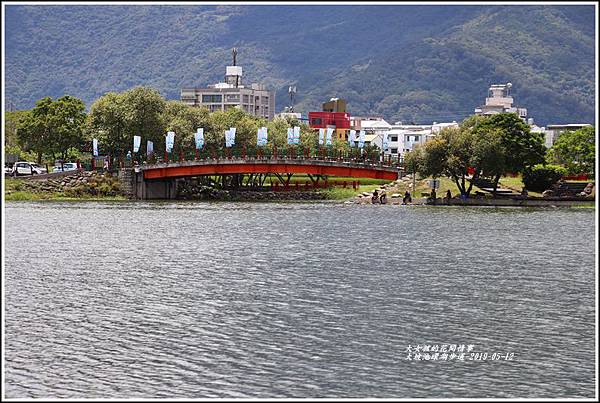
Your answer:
(141, 158), (401, 181)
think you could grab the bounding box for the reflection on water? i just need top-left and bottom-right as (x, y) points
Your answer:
(4, 202), (596, 398)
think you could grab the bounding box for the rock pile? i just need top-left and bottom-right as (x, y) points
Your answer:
(8, 171), (122, 197)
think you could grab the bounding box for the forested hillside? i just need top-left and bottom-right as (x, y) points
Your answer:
(4, 4), (595, 125)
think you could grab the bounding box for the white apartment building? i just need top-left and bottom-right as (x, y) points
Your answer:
(349, 118), (459, 160)
(181, 55), (275, 120)
(387, 121), (459, 159)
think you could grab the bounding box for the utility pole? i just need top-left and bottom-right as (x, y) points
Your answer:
(288, 85), (296, 112)
(232, 48), (239, 88)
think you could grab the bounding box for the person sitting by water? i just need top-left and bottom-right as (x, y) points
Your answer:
(379, 190), (387, 204)
(403, 190), (411, 204)
(445, 189), (452, 204)
(429, 188), (437, 205)
(372, 189), (379, 204)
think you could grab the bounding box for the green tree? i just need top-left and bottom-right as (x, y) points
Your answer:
(49, 95), (87, 160)
(468, 113), (545, 192)
(163, 101), (211, 151)
(86, 92), (128, 157)
(15, 96), (87, 163)
(547, 126), (595, 176)
(403, 145), (423, 175)
(121, 86), (166, 152)
(422, 126), (479, 197)
(5, 110), (28, 148)
(16, 97), (54, 163)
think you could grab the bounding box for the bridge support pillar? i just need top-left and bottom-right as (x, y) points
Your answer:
(134, 172), (177, 200)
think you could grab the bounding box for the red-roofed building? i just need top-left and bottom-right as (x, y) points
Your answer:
(308, 98), (351, 141)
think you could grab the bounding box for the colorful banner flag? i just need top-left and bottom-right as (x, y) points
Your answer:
(287, 128), (294, 145)
(326, 127), (334, 146)
(383, 132), (389, 150)
(358, 130), (365, 149)
(166, 131), (175, 152)
(293, 126), (300, 145)
(195, 128), (204, 150)
(147, 140), (154, 156)
(133, 135), (141, 153)
(319, 128), (325, 145)
(92, 138), (98, 157)
(349, 130), (356, 146)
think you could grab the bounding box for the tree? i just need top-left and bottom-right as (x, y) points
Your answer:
(15, 96), (87, 163)
(468, 113), (545, 192)
(547, 126), (595, 176)
(403, 145), (423, 176)
(429, 126), (478, 197)
(163, 101), (211, 151)
(49, 95), (87, 160)
(86, 87), (166, 158)
(121, 86), (166, 152)
(86, 92), (128, 157)
(16, 97), (54, 163)
(5, 110), (28, 148)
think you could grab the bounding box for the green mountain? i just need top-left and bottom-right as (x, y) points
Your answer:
(4, 4), (596, 125)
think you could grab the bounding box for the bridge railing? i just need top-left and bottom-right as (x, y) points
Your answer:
(138, 145), (404, 170)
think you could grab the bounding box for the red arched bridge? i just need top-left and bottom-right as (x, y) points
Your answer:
(128, 155), (404, 199)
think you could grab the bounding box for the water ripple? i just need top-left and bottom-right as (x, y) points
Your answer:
(4, 202), (596, 398)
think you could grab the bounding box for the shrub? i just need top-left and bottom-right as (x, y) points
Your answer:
(522, 164), (567, 192)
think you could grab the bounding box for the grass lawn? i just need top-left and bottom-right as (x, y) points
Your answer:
(498, 175), (543, 197)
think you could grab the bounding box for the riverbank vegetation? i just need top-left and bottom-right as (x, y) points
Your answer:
(4, 175), (126, 202)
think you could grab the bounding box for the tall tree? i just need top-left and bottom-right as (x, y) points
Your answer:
(16, 97), (54, 163)
(49, 95), (87, 160)
(86, 92), (128, 157)
(547, 126), (595, 176)
(15, 96), (86, 163)
(121, 86), (166, 151)
(469, 113), (545, 192)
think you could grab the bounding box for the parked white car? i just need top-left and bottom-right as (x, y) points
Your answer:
(52, 163), (79, 173)
(10, 161), (48, 176)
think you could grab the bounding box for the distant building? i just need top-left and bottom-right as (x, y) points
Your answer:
(360, 119), (392, 139)
(387, 121), (459, 159)
(322, 98), (346, 113)
(276, 112), (303, 120)
(308, 98), (351, 141)
(544, 123), (592, 148)
(181, 48), (275, 120)
(474, 83), (528, 121)
(350, 116), (385, 132)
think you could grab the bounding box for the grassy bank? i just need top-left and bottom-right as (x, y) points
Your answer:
(4, 177), (127, 202)
(320, 184), (383, 200)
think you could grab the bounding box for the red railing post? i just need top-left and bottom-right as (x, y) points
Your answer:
(164, 151), (169, 163)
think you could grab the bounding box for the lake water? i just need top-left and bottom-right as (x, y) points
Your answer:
(3, 201), (596, 398)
